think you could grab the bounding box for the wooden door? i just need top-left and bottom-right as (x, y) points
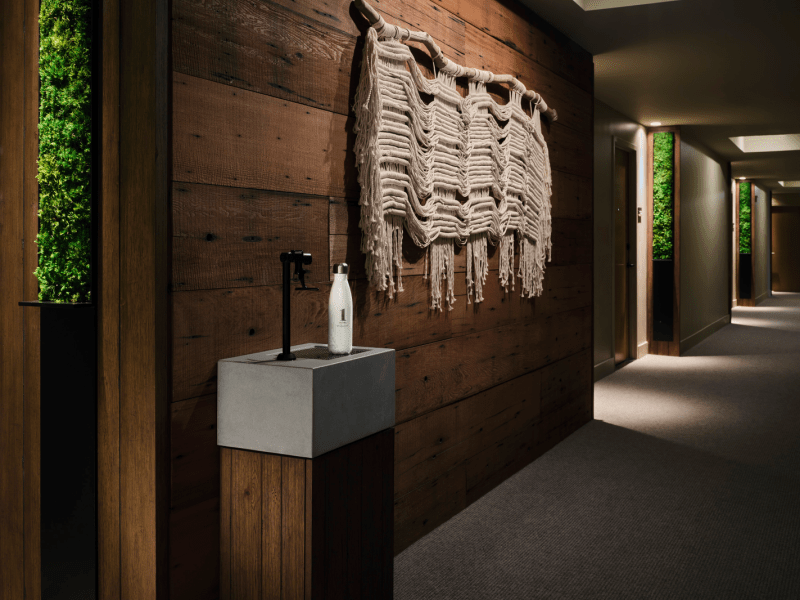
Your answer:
(772, 207), (800, 292)
(614, 148), (631, 363)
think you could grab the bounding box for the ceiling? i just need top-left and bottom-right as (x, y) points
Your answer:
(519, 0), (800, 193)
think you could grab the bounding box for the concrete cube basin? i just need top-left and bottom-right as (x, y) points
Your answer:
(217, 343), (395, 458)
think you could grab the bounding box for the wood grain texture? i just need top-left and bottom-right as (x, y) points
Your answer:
(99, 0), (122, 596)
(119, 0), (171, 596)
(173, 0), (466, 116)
(465, 22), (592, 137)
(170, 497), (220, 600)
(219, 433), (393, 599)
(394, 462), (466, 553)
(0, 0), (26, 596)
(23, 0), (41, 596)
(231, 450), (262, 600)
(433, 0), (592, 92)
(263, 455), (282, 600)
(172, 182), (330, 291)
(173, 72), (357, 197)
(220, 449), (232, 600)
(394, 371), (540, 498)
(394, 306), (591, 423)
(171, 266), (590, 403)
(282, 457), (306, 599)
(268, 0), (466, 59)
(171, 395), (220, 510)
(173, 0), (361, 115)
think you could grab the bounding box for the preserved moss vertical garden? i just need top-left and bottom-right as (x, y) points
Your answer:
(36, 0), (93, 302)
(652, 131), (675, 341)
(738, 181), (753, 299)
(653, 132), (675, 259)
(739, 181), (752, 253)
(34, 2), (99, 597)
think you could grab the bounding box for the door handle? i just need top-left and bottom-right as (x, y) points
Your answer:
(626, 263), (635, 268)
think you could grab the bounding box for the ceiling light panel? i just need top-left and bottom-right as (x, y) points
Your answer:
(573, 0), (680, 11)
(730, 134), (800, 153)
(779, 181), (800, 187)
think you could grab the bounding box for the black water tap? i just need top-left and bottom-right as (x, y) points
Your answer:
(277, 251), (319, 361)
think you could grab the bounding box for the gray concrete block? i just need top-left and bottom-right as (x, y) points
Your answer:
(217, 343), (395, 458)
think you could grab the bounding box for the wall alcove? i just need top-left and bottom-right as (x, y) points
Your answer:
(647, 126), (681, 356)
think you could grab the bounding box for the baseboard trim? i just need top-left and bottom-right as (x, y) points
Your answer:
(755, 291), (769, 305)
(637, 341), (649, 359)
(593, 357), (615, 382)
(680, 314), (731, 354)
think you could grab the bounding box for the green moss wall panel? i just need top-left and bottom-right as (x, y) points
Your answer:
(37, 0), (92, 302)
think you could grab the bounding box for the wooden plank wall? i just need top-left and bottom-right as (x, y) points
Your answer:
(169, 0), (593, 597)
(0, 0), (41, 596)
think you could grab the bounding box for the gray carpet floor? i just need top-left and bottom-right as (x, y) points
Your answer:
(394, 292), (800, 599)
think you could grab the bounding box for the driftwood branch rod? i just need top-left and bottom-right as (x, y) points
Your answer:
(353, 0), (558, 121)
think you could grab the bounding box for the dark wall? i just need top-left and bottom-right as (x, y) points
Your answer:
(169, 0), (594, 597)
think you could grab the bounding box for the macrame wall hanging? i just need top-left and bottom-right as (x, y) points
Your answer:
(353, 0), (558, 311)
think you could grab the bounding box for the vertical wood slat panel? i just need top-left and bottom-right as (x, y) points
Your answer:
(231, 450), (262, 600)
(304, 460), (316, 600)
(23, 0), (41, 596)
(119, 0), (171, 596)
(263, 455), (282, 600)
(282, 457), (306, 600)
(219, 448), (232, 600)
(0, 0), (26, 597)
(99, 0), (122, 596)
(346, 442), (364, 600)
(324, 449), (347, 594)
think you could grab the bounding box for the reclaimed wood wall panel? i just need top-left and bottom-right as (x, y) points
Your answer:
(172, 182), (330, 290)
(171, 267), (590, 404)
(173, 73), (357, 197)
(170, 0), (592, 596)
(464, 23), (592, 137)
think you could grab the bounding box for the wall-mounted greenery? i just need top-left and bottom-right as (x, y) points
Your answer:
(652, 131), (674, 260)
(739, 181), (751, 254)
(36, 0), (92, 302)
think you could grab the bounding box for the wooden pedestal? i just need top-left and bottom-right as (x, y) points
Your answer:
(220, 429), (394, 600)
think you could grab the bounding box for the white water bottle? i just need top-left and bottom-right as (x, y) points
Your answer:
(328, 263), (353, 354)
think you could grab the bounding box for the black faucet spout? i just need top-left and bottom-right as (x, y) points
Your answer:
(276, 251), (318, 361)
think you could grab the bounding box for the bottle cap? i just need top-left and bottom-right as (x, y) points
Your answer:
(332, 263), (349, 275)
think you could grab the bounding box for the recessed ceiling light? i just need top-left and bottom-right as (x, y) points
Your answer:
(651, 122), (662, 126)
(730, 134), (800, 153)
(573, 0), (679, 9)
(779, 181), (800, 187)
(739, 177), (746, 181)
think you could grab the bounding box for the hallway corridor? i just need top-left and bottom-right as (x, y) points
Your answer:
(395, 293), (800, 599)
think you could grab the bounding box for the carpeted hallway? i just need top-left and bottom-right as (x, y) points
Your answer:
(394, 292), (800, 599)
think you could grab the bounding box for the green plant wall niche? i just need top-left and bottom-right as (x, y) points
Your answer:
(652, 132), (674, 260)
(739, 182), (752, 254)
(36, 0), (92, 302)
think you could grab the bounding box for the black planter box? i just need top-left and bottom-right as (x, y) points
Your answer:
(653, 259), (674, 342)
(39, 303), (97, 599)
(739, 253), (752, 300)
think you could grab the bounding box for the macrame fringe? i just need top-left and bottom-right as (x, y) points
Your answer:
(426, 239), (456, 311)
(466, 232), (489, 303)
(498, 232), (515, 293)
